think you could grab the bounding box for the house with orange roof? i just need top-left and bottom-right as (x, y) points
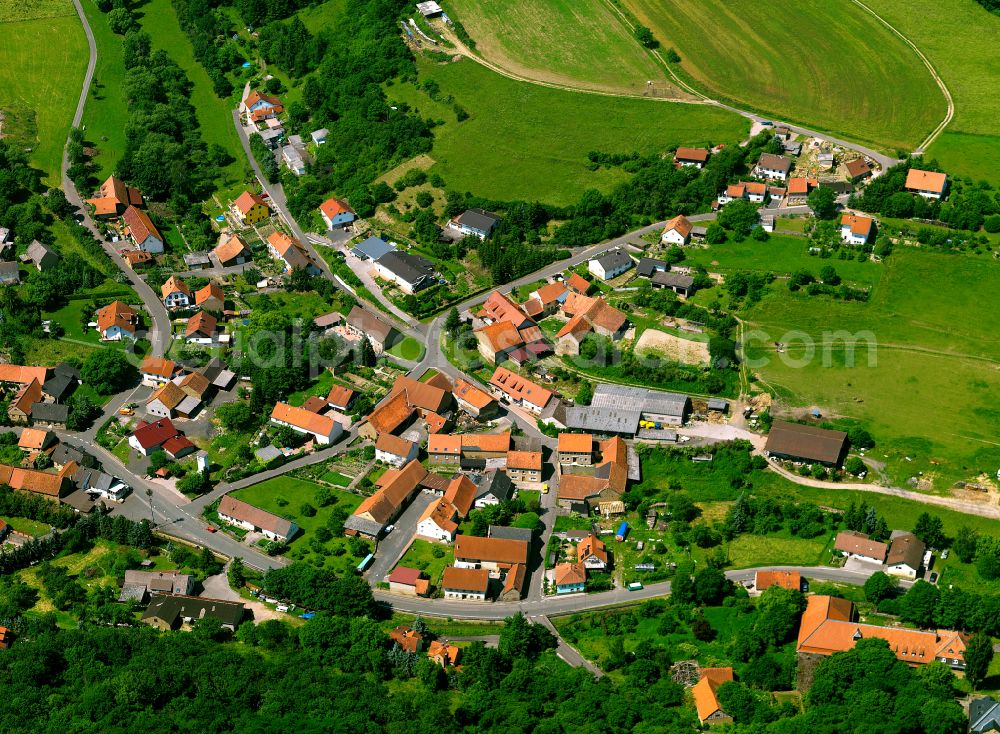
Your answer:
(565, 272), (591, 295)
(231, 191), (271, 226)
(357, 390), (415, 440)
(442, 567), (490, 601)
(444, 475), (477, 518)
(389, 624), (425, 652)
(505, 451), (542, 487)
(267, 231), (320, 275)
(661, 214), (693, 246)
(753, 570), (801, 594)
(161, 276), (191, 309)
(416, 497), (460, 543)
(558, 433), (593, 466)
(375, 433), (418, 467)
(0, 365), (49, 386)
(558, 436), (629, 512)
(319, 198), (355, 229)
(213, 233), (252, 267)
(474, 321), (524, 365)
(140, 356), (180, 387)
(195, 283), (225, 312)
(241, 90), (283, 123)
(840, 213), (875, 245)
(86, 175), (143, 218)
(478, 291), (534, 330)
(0, 462), (73, 500)
(554, 562), (586, 594)
(325, 384), (355, 412)
(905, 168), (947, 199)
(427, 432), (511, 465)
(555, 296), (628, 357)
(18, 427), (54, 452)
(387, 567), (430, 597)
(833, 530), (887, 563)
(786, 177), (819, 203)
(452, 378), (498, 419)
(96, 301), (138, 341)
(674, 146), (710, 168)
(122, 205), (164, 254)
(578, 534), (608, 570)
(427, 638), (463, 666)
(454, 535), (528, 573)
(692, 667), (734, 723)
(0, 625), (12, 649)
(122, 250), (154, 270)
(218, 495), (298, 543)
(185, 312), (219, 344)
(846, 157), (873, 182)
(270, 402), (343, 445)
(146, 382), (189, 420)
(8, 379), (43, 424)
(345, 459), (427, 538)
(528, 282), (568, 316)
(797, 594), (968, 669)
(488, 366), (553, 414)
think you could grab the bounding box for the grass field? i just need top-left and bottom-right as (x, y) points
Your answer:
(446, 0), (680, 97)
(79, 0), (128, 180)
(396, 539), (453, 586)
(0, 5), (87, 183)
(621, 0), (945, 151)
(742, 249), (1000, 488)
(5, 516), (52, 537)
(862, 0), (1000, 183)
(387, 57), (747, 205)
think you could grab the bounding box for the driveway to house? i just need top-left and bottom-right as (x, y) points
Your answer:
(200, 570), (283, 621)
(366, 491), (437, 583)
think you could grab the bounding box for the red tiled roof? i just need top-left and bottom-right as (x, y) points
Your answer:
(131, 419), (180, 450)
(566, 273), (591, 294)
(444, 475), (477, 518)
(454, 535), (528, 565)
(675, 146), (710, 163)
(905, 168), (947, 194)
(489, 367), (552, 409)
(271, 402), (336, 437)
(319, 198), (353, 219)
(663, 214), (693, 238)
(233, 191), (268, 216)
(185, 312), (218, 338)
(453, 379), (495, 410)
(442, 566), (490, 593)
(96, 301), (136, 335)
(123, 205), (162, 246)
(506, 450), (541, 470)
(141, 355), (176, 379)
(363, 391), (414, 435)
(388, 566), (424, 586)
(326, 384), (355, 409)
(754, 570), (800, 592)
(558, 433), (593, 454)
(841, 213), (874, 238)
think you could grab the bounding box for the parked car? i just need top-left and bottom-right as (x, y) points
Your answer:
(206, 525), (217, 533)
(929, 572), (939, 583)
(941, 549), (949, 559)
(384, 524), (395, 534)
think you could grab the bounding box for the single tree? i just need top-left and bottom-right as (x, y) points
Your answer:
(807, 186), (838, 219)
(964, 632), (994, 690)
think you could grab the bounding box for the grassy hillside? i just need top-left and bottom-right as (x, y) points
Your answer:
(0, 1), (87, 183)
(78, 0), (127, 180)
(862, 0), (1000, 184)
(387, 57), (747, 205)
(742, 249), (1000, 489)
(446, 0), (683, 97)
(621, 0), (945, 151)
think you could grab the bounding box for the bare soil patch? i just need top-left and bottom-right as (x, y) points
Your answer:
(635, 328), (710, 365)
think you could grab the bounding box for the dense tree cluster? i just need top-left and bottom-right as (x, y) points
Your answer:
(171, 0), (243, 97)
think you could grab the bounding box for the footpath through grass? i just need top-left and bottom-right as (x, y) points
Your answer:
(0, 2), (88, 183)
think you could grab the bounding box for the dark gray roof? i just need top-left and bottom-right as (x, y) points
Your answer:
(119, 583), (148, 603)
(183, 252), (212, 267)
(142, 595), (244, 628)
(51, 444), (84, 467)
(475, 470), (514, 503)
(970, 697), (1000, 734)
(24, 240), (58, 267)
(707, 398), (729, 411)
(343, 514), (383, 537)
(594, 249), (633, 273)
(488, 525), (533, 542)
(351, 236), (395, 261)
(61, 489), (96, 513)
(74, 467), (115, 492)
(43, 372), (76, 401)
(652, 271), (694, 289)
(53, 362), (81, 380)
(375, 250), (435, 287)
(457, 208), (500, 234)
(636, 257), (668, 278)
(30, 402), (69, 424)
(565, 384), (690, 434)
(565, 404), (640, 434)
(0, 261), (20, 284)
(254, 445), (283, 463)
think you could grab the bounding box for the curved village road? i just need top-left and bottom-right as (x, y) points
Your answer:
(63, 0), (173, 359)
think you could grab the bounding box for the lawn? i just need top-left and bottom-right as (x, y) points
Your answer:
(79, 0), (128, 180)
(743, 248), (1000, 488)
(387, 57), (747, 205)
(232, 477), (365, 574)
(0, 7), (88, 183)
(446, 0), (680, 97)
(862, 0), (1000, 183)
(395, 538), (453, 586)
(386, 336), (426, 361)
(621, 0), (945, 152)
(4, 516), (51, 537)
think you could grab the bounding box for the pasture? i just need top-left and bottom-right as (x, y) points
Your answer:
(0, 6), (87, 183)
(743, 249), (1000, 488)
(388, 58), (747, 205)
(863, 0), (1000, 183)
(621, 0), (945, 151)
(446, 0), (682, 97)
(79, 0), (128, 180)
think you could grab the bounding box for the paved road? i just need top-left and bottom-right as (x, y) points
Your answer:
(533, 615), (604, 677)
(366, 492), (437, 582)
(68, 0), (96, 130)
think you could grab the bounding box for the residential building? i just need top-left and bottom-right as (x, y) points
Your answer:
(241, 89), (283, 123)
(636, 257), (669, 279)
(30, 403), (69, 428)
(311, 128), (328, 145)
(389, 374), (452, 417)
(42, 363), (79, 404)
(357, 391), (414, 441)
(270, 402), (343, 445)
(588, 249), (633, 281)
(786, 177), (818, 203)
(661, 214), (693, 245)
(846, 157), (873, 182)
(389, 625), (424, 653)
(213, 233), (252, 267)
(970, 698), (1000, 734)
(0, 365), (49, 386)
(452, 208), (500, 240)
(754, 153), (793, 181)
(454, 535), (528, 573)
(554, 562), (586, 594)
(905, 169), (947, 199)
(753, 570), (801, 593)
(886, 532), (925, 579)
(74, 466), (130, 502)
(427, 639), (461, 667)
(478, 291), (534, 330)
(140, 356), (179, 387)
(267, 231), (320, 275)
(504, 451), (542, 487)
(145, 382), (192, 419)
(444, 475), (477, 518)
(674, 147), (710, 168)
(344, 459), (426, 538)
(375, 433), (418, 467)
(373, 250), (435, 294)
(471, 470), (515, 509)
(194, 282), (225, 313)
(325, 384), (355, 412)
(18, 428), (54, 452)
(474, 321), (525, 365)
(185, 312), (219, 344)
(841, 213), (875, 245)
(128, 419), (186, 456)
(0, 261), (20, 286)
(218, 495), (298, 542)
(797, 595), (967, 669)
(345, 305), (397, 353)
(96, 300), (138, 341)
(122, 206), (164, 253)
(319, 198), (355, 229)
(0, 463), (73, 500)
(578, 534), (608, 571)
(651, 271), (695, 297)
(231, 191), (271, 226)
(564, 383), (690, 434)
(452, 378), (498, 418)
(161, 276), (191, 309)
(555, 295), (629, 356)
(566, 272), (591, 295)
(416, 498), (459, 543)
(85, 174), (142, 217)
(387, 567), (430, 597)
(488, 366), (553, 414)
(8, 379), (42, 424)
(764, 420), (849, 466)
(558, 433), (593, 466)
(350, 236), (395, 262)
(834, 530), (888, 563)
(692, 668), (735, 724)
(119, 570), (193, 603)
(558, 436), (629, 512)
(282, 143), (307, 175)
(499, 563), (527, 601)
(142, 595), (244, 631)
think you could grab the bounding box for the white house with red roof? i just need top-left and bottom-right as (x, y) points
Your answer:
(661, 215), (693, 246)
(840, 214), (875, 245)
(128, 419), (186, 456)
(319, 198), (355, 229)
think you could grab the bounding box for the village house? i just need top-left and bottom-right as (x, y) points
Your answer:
(557, 436), (630, 513)
(661, 215), (693, 246)
(213, 233), (252, 267)
(488, 366), (553, 414)
(651, 271), (695, 297)
(416, 498), (459, 543)
(231, 191), (271, 227)
(142, 595), (244, 631)
(319, 198), (355, 229)
(969, 698), (1000, 734)
(387, 567), (430, 597)
(270, 402), (343, 445)
(754, 153), (793, 181)
(454, 535), (528, 575)
(242, 89), (283, 121)
(886, 532), (925, 579)
(427, 432), (511, 467)
(128, 419), (194, 458)
(345, 305), (397, 353)
(444, 475), (477, 518)
(554, 562), (587, 594)
(764, 420), (849, 467)
(23, 240), (59, 271)
(834, 530), (888, 564)
(636, 257), (669, 279)
(474, 469), (517, 507)
(344, 459), (427, 538)
(905, 168), (948, 199)
(846, 157), (873, 182)
(282, 141), (308, 176)
(372, 250), (435, 294)
(123, 206), (164, 254)
(578, 534), (608, 571)
(8, 379), (43, 424)
(325, 384), (355, 412)
(96, 300), (138, 341)
(357, 391), (413, 441)
(558, 433), (593, 467)
(311, 128), (328, 145)
(0, 261), (20, 286)
(504, 451), (542, 487)
(785, 177), (818, 204)
(185, 311), (219, 344)
(0, 462), (75, 501)
(478, 291), (534, 330)
(427, 639), (462, 667)
(218, 495), (298, 542)
(350, 236), (395, 262)
(375, 433), (419, 468)
(161, 276), (191, 309)
(797, 595), (967, 669)
(565, 272), (591, 295)
(753, 570), (802, 594)
(588, 249), (634, 281)
(85, 174), (143, 218)
(389, 625), (424, 653)
(18, 427), (55, 453)
(451, 208), (500, 240)
(146, 382), (195, 419)
(452, 378), (499, 419)
(118, 570), (193, 604)
(41, 363), (79, 404)
(674, 147), (710, 168)
(692, 668), (735, 724)
(555, 294), (629, 357)
(267, 231), (321, 275)
(841, 213), (875, 245)
(195, 283), (225, 312)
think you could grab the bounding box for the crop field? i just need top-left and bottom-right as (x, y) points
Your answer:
(446, 0), (683, 97)
(388, 58), (747, 205)
(621, 0), (945, 151)
(743, 249), (1000, 488)
(0, 2), (87, 183)
(862, 0), (1000, 184)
